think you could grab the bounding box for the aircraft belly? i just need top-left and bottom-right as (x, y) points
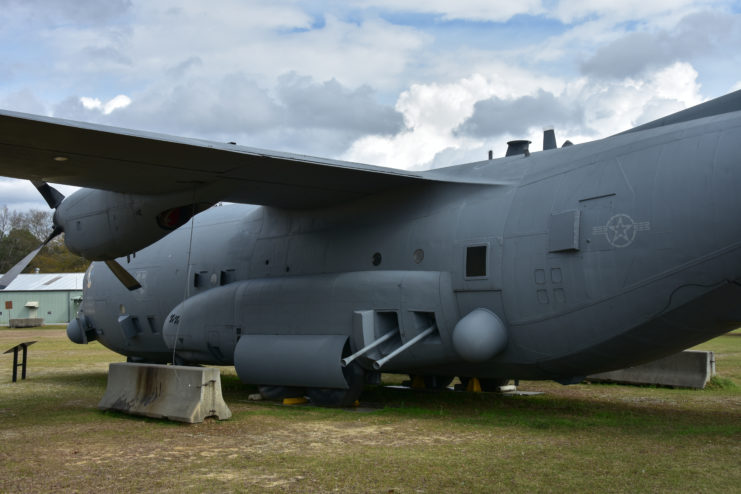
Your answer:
(535, 280), (741, 377)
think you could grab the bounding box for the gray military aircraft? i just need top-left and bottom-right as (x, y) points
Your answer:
(1, 90), (740, 406)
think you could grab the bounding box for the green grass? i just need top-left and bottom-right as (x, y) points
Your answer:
(0, 329), (739, 493)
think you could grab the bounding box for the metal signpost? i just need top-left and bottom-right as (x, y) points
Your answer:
(4, 341), (37, 382)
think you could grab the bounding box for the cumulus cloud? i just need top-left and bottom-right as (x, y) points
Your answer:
(80, 94), (131, 114)
(0, 0), (737, 185)
(356, 0), (544, 22)
(118, 8), (425, 93)
(342, 74), (499, 168)
(551, 0), (723, 24)
(455, 90), (584, 138)
(166, 56), (203, 79)
(0, 88), (46, 114)
(99, 73), (282, 137)
(0, 178), (43, 206)
(81, 45), (133, 67)
(0, 0), (132, 26)
(342, 70), (572, 169)
(343, 61), (704, 170)
(277, 73), (404, 135)
(46, 70), (406, 157)
(581, 11), (738, 79)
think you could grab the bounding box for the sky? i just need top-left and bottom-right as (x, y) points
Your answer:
(1, 0), (741, 210)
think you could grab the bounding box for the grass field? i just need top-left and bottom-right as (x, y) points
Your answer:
(0, 327), (739, 493)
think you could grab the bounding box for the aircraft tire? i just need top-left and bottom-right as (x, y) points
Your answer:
(423, 375), (454, 389)
(306, 363), (365, 407)
(258, 385), (306, 401)
(459, 377), (509, 392)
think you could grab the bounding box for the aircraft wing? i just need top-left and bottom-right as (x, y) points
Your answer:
(0, 110), (453, 209)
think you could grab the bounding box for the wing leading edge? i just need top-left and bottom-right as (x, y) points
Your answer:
(0, 110), (463, 209)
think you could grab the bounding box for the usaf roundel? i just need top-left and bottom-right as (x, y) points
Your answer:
(592, 214), (651, 248)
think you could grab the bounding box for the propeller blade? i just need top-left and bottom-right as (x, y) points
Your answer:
(0, 245), (45, 290)
(0, 226), (62, 290)
(104, 260), (142, 291)
(32, 181), (65, 209)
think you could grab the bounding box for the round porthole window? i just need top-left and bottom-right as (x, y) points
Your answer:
(372, 252), (382, 266)
(413, 249), (424, 264)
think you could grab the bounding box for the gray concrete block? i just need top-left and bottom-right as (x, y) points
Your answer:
(9, 318), (44, 328)
(587, 350), (715, 389)
(98, 363), (232, 423)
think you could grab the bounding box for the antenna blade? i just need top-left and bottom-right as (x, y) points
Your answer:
(543, 129), (557, 150)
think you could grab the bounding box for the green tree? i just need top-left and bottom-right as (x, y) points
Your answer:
(0, 206), (90, 274)
(0, 228), (39, 273)
(29, 234), (91, 273)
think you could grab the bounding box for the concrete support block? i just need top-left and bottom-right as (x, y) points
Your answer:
(98, 363), (232, 423)
(588, 350), (716, 389)
(9, 318), (44, 328)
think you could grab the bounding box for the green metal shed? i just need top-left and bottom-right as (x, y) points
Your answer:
(0, 273), (84, 326)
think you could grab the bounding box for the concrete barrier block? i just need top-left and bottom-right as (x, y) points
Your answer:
(588, 350), (715, 389)
(9, 318), (44, 328)
(98, 363), (232, 423)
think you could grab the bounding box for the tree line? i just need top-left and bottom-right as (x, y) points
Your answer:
(0, 206), (90, 274)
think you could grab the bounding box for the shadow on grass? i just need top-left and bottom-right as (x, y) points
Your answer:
(13, 369), (739, 438)
(220, 381), (741, 438)
(30, 370), (110, 389)
(368, 385), (741, 436)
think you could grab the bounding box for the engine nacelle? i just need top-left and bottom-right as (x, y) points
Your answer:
(55, 188), (212, 260)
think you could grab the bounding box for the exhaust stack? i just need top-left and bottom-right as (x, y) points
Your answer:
(506, 140), (531, 157)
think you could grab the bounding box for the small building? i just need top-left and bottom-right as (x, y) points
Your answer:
(0, 273), (84, 326)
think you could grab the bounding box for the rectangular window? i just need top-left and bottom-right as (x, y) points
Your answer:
(465, 245), (487, 278)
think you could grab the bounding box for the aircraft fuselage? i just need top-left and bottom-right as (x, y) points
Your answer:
(78, 110), (741, 383)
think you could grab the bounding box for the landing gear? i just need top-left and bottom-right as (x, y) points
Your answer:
(258, 385), (306, 401)
(458, 377), (509, 392)
(306, 363), (365, 407)
(258, 363), (365, 407)
(405, 374), (454, 389)
(423, 375), (454, 389)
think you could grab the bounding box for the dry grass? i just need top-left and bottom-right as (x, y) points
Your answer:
(0, 328), (739, 493)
